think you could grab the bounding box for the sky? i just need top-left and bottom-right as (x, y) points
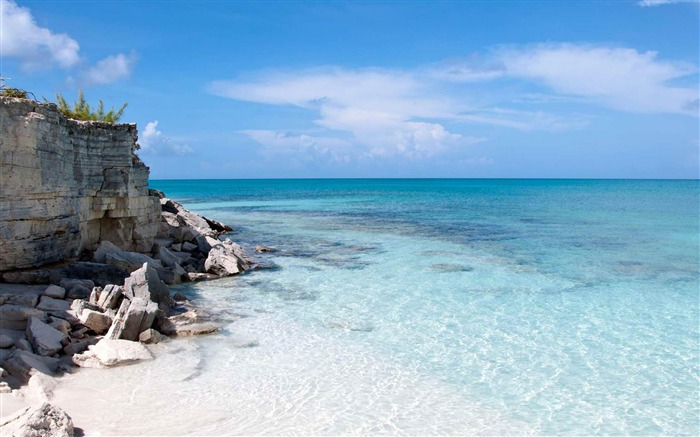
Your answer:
(1, 0), (699, 179)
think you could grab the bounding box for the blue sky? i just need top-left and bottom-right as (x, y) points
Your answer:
(1, 0), (698, 179)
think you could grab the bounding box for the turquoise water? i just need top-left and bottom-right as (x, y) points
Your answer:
(63, 179), (700, 435)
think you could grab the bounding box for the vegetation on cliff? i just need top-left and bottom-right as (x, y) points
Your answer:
(56, 90), (127, 123)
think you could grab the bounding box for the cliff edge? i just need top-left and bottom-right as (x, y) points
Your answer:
(0, 96), (161, 272)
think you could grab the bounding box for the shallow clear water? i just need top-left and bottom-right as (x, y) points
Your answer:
(57, 179), (699, 435)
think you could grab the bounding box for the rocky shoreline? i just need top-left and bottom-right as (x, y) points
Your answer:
(0, 193), (269, 435)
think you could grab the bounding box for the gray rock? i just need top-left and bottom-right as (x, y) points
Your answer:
(172, 322), (220, 337)
(2, 350), (60, 383)
(70, 299), (102, 317)
(255, 244), (278, 253)
(106, 297), (159, 341)
(0, 283), (45, 307)
(204, 242), (248, 276)
(43, 284), (66, 299)
(182, 241), (197, 252)
(26, 317), (66, 356)
(0, 305), (46, 329)
(0, 334), (14, 348)
(66, 284), (91, 299)
(172, 292), (188, 302)
(36, 296), (71, 312)
(59, 278), (95, 292)
(89, 286), (101, 304)
(96, 284), (124, 310)
(0, 402), (74, 437)
(72, 339), (153, 368)
(171, 243), (182, 252)
(194, 234), (213, 254)
(63, 337), (100, 355)
(48, 316), (71, 335)
(16, 338), (33, 352)
(79, 309), (113, 334)
(67, 262), (129, 287)
(123, 263), (173, 312)
(139, 328), (164, 344)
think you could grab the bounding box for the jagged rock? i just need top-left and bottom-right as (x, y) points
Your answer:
(0, 334), (14, 348)
(171, 243), (182, 252)
(96, 284), (124, 310)
(123, 263), (173, 312)
(67, 262), (129, 287)
(48, 317), (71, 335)
(26, 317), (67, 356)
(3, 350), (60, 383)
(106, 297), (159, 341)
(195, 235), (213, 254)
(63, 337), (99, 355)
(72, 339), (153, 368)
(255, 244), (278, 253)
(0, 402), (74, 437)
(89, 287), (100, 304)
(204, 241), (248, 276)
(36, 296), (71, 312)
(172, 292), (188, 302)
(66, 284), (91, 299)
(182, 241), (197, 252)
(43, 285), (66, 299)
(79, 309), (113, 334)
(139, 329), (164, 344)
(59, 278), (95, 292)
(70, 299), (102, 317)
(154, 237), (175, 248)
(0, 305), (46, 330)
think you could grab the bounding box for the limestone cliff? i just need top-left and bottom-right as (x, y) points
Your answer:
(0, 97), (160, 272)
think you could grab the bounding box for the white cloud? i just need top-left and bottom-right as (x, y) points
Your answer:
(638, 0), (697, 6)
(500, 44), (698, 115)
(85, 53), (137, 85)
(139, 121), (193, 156)
(0, 0), (80, 69)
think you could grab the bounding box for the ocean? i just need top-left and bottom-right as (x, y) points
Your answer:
(53, 179), (699, 435)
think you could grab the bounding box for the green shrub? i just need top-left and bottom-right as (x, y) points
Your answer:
(1, 87), (28, 98)
(56, 90), (127, 123)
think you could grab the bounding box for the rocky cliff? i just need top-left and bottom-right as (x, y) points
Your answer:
(0, 97), (161, 272)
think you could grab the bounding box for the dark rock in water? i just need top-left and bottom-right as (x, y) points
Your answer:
(67, 262), (128, 286)
(429, 263), (474, 273)
(0, 402), (74, 437)
(172, 292), (188, 302)
(255, 244), (278, 253)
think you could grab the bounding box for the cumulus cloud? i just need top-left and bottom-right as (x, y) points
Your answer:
(85, 53), (137, 85)
(0, 0), (80, 69)
(139, 121), (194, 156)
(500, 44), (698, 115)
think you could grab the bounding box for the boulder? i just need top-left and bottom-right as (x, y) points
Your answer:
(43, 285), (66, 299)
(59, 278), (96, 292)
(72, 339), (153, 368)
(70, 299), (102, 317)
(194, 235), (213, 254)
(172, 292), (188, 302)
(26, 317), (66, 356)
(0, 283), (44, 307)
(63, 337), (100, 356)
(155, 245), (181, 269)
(172, 322), (220, 337)
(79, 309), (113, 334)
(0, 402), (74, 437)
(16, 338), (33, 352)
(48, 316), (71, 335)
(0, 305), (46, 330)
(0, 334), (14, 348)
(106, 298), (159, 341)
(89, 287), (101, 304)
(181, 241), (197, 252)
(171, 243), (182, 252)
(2, 350), (60, 383)
(123, 263), (173, 312)
(96, 284), (124, 310)
(204, 242), (248, 276)
(139, 329), (165, 344)
(66, 284), (91, 299)
(36, 296), (71, 312)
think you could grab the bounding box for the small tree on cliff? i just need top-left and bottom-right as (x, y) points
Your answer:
(56, 90), (127, 123)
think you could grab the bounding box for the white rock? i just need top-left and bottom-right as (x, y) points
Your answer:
(73, 339), (153, 368)
(0, 402), (74, 437)
(78, 309), (113, 334)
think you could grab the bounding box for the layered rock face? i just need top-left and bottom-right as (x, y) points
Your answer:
(0, 97), (161, 272)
